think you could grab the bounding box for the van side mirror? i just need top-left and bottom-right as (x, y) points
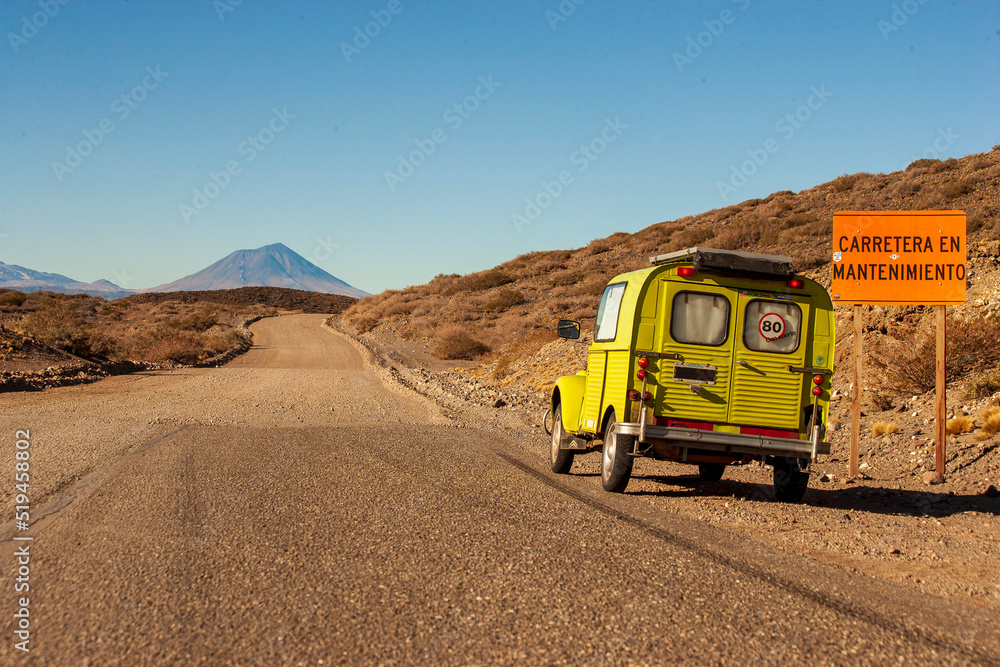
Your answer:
(557, 319), (581, 340)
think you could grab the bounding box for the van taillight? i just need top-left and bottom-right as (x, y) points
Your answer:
(812, 386), (822, 396)
(813, 374), (823, 385)
(678, 267), (695, 278)
(786, 278), (804, 289)
(628, 389), (641, 401)
(637, 369), (647, 380)
(637, 356), (649, 369)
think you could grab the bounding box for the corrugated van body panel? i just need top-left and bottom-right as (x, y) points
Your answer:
(728, 355), (802, 428)
(603, 350), (631, 421)
(581, 351), (606, 432)
(730, 293), (810, 431)
(656, 346), (732, 423)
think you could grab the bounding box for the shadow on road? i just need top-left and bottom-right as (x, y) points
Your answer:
(616, 472), (1000, 518)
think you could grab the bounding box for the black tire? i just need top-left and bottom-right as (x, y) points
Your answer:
(550, 404), (575, 474)
(698, 463), (726, 482)
(600, 412), (634, 493)
(773, 457), (810, 503)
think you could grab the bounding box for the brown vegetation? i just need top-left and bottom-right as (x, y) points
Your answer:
(0, 287), (355, 369)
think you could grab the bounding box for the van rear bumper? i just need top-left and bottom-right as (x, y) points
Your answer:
(614, 422), (829, 460)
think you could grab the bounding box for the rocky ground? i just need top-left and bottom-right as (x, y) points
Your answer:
(334, 317), (1000, 616)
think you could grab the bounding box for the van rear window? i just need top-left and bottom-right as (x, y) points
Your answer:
(743, 299), (802, 354)
(594, 283), (627, 342)
(670, 291), (730, 346)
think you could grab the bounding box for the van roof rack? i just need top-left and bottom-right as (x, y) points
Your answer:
(650, 247), (795, 278)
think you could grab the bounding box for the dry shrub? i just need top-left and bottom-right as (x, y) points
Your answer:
(583, 237), (616, 256)
(712, 219), (765, 250)
(872, 421), (898, 436)
(931, 158), (959, 173)
(444, 270), (513, 295)
(125, 325), (244, 364)
(426, 273), (461, 294)
(491, 331), (558, 380)
(976, 407), (1000, 440)
(0, 290), (27, 308)
(551, 271), (584, 287)
(673, 227), (715, 249)
(352, 312), (381, 333)
(938, 179), (973, 199)
(572, 275), (611, 298)
(168, 307), (218, 332)
(963, 369), (1000, 399)
(968, 156), (991, 171)
(874, 316), (1000, 394)
(830, 173), (860, 192)
(482, 289), (526, 312)
(945, 416), (975, 434)
(782, 213), (812, 229)
(907, 158), (938, 171)
(889, 179), (921, 197)
(870, 392), (894, 412)
(432, 328), (489, 360)
(915, 190), (947, 209)
(15, 301), (107, 357)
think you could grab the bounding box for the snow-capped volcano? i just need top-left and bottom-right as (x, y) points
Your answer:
(146, 243), (368, 298)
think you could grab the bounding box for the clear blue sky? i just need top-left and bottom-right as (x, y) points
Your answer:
(2, 0), (998, 293)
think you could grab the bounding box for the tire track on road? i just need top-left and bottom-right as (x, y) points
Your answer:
(491, 448), (999, 666)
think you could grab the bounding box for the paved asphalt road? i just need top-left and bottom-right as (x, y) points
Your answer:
(1, 315), (997, 665)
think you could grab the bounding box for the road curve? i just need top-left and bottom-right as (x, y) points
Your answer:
(1, 314), (996, 665)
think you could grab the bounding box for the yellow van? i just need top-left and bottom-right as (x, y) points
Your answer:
(549, 247), (834, 502)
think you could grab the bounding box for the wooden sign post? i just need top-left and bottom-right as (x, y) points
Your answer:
(832, 211), (967, 479)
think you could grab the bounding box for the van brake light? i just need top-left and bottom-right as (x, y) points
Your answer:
(677, 267), (696, 278)
(786, 278), (804, 289)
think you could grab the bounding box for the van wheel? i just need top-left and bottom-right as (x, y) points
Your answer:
(698, 463), (726, 482)
(601, 413), (634, 493)
(550, 404), (575, 474)
(773, 457), (810, 503)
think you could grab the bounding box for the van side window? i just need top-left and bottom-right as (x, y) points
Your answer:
(670, 291), (730, 346)
(594, 283), (627, 342)
(743, 299), (802, 354)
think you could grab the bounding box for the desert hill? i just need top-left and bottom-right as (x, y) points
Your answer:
(342, 147), (1000, 401)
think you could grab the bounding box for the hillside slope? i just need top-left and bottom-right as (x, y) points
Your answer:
(344, 148), (1000, 374)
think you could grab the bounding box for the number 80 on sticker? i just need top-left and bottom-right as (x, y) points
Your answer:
(758, 313), (786, 342)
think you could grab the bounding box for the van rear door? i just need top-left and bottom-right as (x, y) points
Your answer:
(657, 282), (736, 424)
(728, 292), (811, 431)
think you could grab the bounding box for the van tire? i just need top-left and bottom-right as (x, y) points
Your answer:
(698, 463), (726, 482)
(773, 457), (810, 503)
(600, 413), (634, 493)
(550, 404), (575, 474)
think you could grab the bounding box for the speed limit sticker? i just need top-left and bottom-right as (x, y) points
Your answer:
(758, 313), (786, 342)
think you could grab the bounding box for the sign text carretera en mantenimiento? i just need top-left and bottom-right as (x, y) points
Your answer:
(831, 211), (966, 305)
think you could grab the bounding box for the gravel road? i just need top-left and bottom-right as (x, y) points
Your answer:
(1, 314), (997, 665)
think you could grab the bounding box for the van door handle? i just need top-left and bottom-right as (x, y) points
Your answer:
(738, 360), (766, 375)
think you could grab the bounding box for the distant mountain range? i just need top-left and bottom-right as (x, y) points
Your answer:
(0, 243), (369, 299)
(0, 262), (132, 298)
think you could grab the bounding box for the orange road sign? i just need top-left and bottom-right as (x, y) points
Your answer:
(832, 211), (967, 305)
